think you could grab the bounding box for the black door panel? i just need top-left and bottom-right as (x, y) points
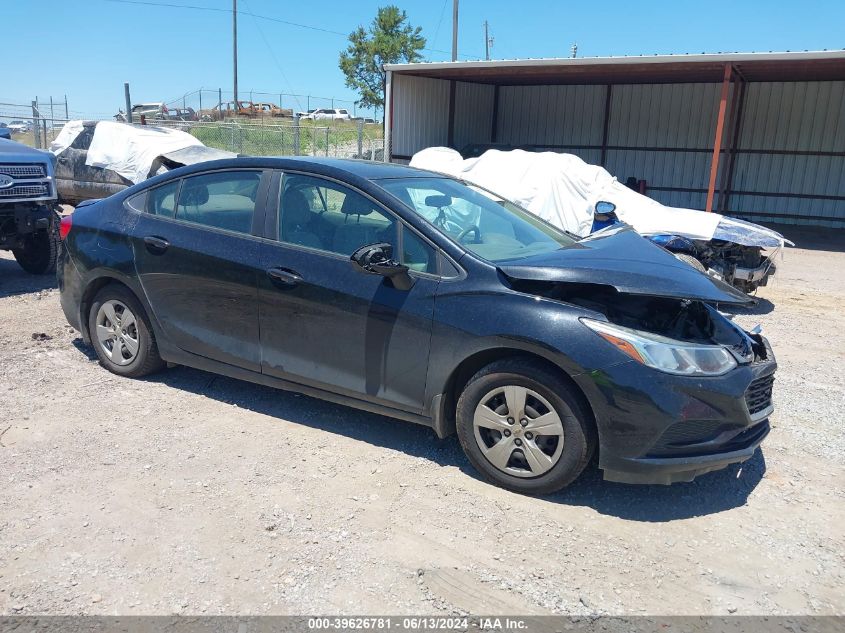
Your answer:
(128, 169), (269, 372)
(259, 244), (437, 413)
(132, 215), (263, 370)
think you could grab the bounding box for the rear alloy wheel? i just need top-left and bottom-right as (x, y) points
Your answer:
(456, 358), (595, 495)
(88, 285), (165, 378)
(95, 300), (141, 367)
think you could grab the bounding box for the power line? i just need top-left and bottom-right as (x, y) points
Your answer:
(241, 0), (303, 111)
(103, 0), (347, 36)
(431, 0), (449, 51)
(101, 0), (483, 59)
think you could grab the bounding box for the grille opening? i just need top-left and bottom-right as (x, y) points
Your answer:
(0, 163), (47, 179)
(0, 183), (50, 199)
(746, 374), (775, 416)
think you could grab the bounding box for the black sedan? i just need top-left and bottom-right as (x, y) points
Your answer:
(57, 157), (776, 494)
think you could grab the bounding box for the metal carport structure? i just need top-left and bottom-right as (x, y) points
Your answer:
(384, 51), (845, 228)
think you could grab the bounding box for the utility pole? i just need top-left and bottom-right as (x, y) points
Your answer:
(124, 82), (133, 123)
(571, 42), (578, 58)
(451, 0), (459, 61)
(484, 20), (493, 60)
(233, 0), (239, 104)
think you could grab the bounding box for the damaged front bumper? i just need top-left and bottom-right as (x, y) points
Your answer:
(599, 420), (769, 484)
(735, 259), (775, 286)
(574, 339), (777, 485)
(709, 258), (776, 287)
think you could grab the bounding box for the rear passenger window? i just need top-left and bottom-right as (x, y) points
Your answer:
(175, 171), (261, 234)
(144, 181), (178, 218)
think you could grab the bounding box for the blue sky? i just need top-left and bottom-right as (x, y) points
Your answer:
(2, 0), (844, 119)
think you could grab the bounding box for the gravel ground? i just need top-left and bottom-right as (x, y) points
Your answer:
(0, 231), (843, 616)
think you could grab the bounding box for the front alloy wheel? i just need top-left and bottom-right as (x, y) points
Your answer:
(456, 358), (595, 495)
(473, 386), (564, 477)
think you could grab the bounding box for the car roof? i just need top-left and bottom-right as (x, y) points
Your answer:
(157, 156), (439, 181)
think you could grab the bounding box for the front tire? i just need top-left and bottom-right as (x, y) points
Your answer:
(12, 213), (60, 274)
(456, 358), (595, 495)
(88, 285), (165, 378)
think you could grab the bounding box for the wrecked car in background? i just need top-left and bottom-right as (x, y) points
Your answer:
(50, 120), (235, 205)
(201, 101), (257, 121)
(255, 102), (293, 118)
(411, 148), (792, 294)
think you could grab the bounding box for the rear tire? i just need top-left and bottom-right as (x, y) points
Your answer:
(12, 213), (60, 275)
(673, 252), (706, 273)
(456, 358), (596, 495)
(88, 285), (165, 378)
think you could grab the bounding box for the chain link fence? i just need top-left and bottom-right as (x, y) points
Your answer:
(160, 88), (379, 122)
(2, 103), (384, 161)
(152, 118), (384, 160)
(0, 115), (67, 149)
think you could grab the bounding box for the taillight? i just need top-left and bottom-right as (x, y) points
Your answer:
(59, 214), (73, 240)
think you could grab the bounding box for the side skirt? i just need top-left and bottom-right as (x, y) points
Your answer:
(158, 344), (437, 431)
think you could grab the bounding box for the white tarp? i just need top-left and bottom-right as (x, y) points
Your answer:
(410, 147), (790, 248)
(51, 120), (235, 185)
(49, 120), (85, 156)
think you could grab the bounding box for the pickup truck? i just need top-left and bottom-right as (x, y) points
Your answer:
(0, 138), (61, 274)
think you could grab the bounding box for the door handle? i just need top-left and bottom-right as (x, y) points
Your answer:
(266, 267), (303, 287)
(143, 235), (170, 254)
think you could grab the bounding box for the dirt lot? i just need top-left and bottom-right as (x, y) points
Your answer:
(0, 230), (843, 616)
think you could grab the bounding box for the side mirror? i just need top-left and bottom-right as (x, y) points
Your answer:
(595, 201), (617, 216)
(350, 243), (415, 291)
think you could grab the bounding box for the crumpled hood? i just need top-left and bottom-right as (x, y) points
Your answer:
(498, 225), (753, 305)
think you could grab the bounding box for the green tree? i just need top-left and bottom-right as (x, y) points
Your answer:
(339, 6), (426, 111)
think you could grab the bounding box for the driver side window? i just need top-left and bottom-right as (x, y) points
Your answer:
(277, 174), (439, 274)
(278, 174), (397, 256)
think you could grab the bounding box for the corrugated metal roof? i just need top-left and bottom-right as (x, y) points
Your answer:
(385, 50), (845, 71)
(385, 50), (845, 85)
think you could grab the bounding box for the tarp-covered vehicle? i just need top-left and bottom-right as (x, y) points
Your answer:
(50, 120), (235, 205)
(411, 148), (792, 294)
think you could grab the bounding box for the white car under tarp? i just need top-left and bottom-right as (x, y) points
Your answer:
(409, 147), (791, 249)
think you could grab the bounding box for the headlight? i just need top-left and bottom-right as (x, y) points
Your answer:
(581, 318), (737, 377)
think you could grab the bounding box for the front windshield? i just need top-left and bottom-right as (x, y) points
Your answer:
(376, 177), (576, 263)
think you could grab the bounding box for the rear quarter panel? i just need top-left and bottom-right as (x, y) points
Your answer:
(62, 196), (150, 339)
